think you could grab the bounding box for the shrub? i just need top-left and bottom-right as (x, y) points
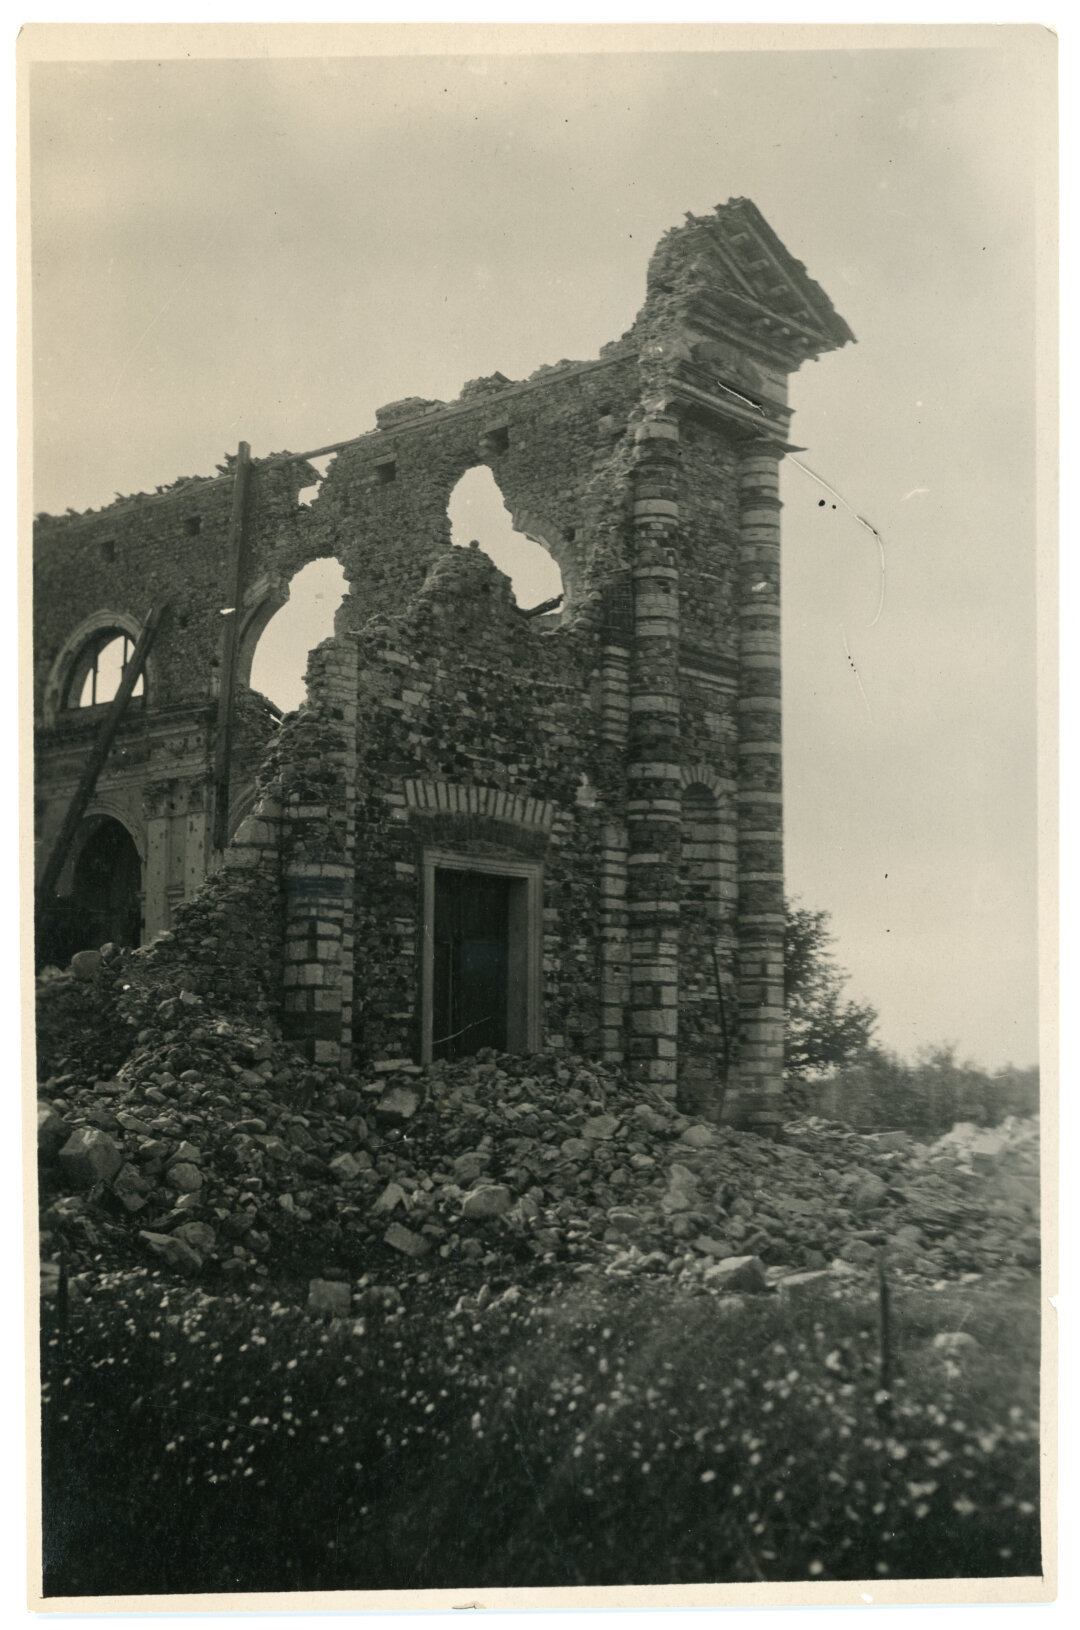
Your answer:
(40, 1269), (1040, 1595)
(810, 1046), (1040, 1136)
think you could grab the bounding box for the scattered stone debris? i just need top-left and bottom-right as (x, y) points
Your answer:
(37, 995), (1040, 1316)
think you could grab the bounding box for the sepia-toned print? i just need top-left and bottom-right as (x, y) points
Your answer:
(23, 24), (1056, 1612)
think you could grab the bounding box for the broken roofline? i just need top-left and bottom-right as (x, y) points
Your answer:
(35, 199), (853, 525)
(38, 345), (793, 534)
(32, 350), (638, 531)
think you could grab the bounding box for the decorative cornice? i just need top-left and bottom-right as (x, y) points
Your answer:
(666, 371), (790, 441)
(646, 198), (854, 371)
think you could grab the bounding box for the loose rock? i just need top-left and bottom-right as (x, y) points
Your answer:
(307, 1278), (352, 1316)
(702, 1255), (767, 1294)
(384, 1222), (430, 1257)
(58, 1127), (122, 1188)
(462, 1185), (513, 1219)
(377, 1085), (421, 1122)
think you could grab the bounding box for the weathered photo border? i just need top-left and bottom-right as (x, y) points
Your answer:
(17, 16), (1059, 1619)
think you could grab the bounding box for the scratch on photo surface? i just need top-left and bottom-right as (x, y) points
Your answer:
(841, 622), (874, 725)
(790, 456), (887, 629)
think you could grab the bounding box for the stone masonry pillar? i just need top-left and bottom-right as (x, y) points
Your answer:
(627, 412), (682, 1095)
(280, 632), (358, 1070)
(735, 442), (787, 1127)
(598, 640), (630, 1064)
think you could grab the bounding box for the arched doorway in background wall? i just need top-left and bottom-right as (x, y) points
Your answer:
(38, 816), (143, 968)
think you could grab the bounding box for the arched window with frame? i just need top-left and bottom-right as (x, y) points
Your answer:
(65, 628), (145, 710)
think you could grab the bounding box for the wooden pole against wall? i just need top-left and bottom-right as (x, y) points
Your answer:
(37, 599), (169, 905)
(211, 441), (252, 852)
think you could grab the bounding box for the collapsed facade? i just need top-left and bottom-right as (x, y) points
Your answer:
(33, 199), (853, 1128)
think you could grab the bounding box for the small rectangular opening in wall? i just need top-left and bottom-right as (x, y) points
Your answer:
(101, 539), (116, 562)
(421, 849), (542, 1064)
(184, 516), (202, 536)
(483, 425), (510, 456)
(375, 460), (397, 485)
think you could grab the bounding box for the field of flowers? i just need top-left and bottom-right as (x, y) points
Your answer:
(40, 1264), (1041, 1595)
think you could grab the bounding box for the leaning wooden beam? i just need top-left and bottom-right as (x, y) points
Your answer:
(37, 598), (170, 905)
(211, 441), (252, 852)
(520, 592), (565, 620)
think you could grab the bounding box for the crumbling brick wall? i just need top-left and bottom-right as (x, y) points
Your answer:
(33, 451), (328, 947)
(344, 543), (605, 1064)
(34, 198), (853, 1126)
(33, 455), (326, 717)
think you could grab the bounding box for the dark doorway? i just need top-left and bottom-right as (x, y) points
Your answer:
(37, 818), (142, 969)
(432, 869), (510, 1061)
(72, 819), (142, 950)
(47, 818), (142, 966)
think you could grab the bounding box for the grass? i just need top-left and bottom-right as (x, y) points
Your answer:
(40, 1267), (1041, 1595)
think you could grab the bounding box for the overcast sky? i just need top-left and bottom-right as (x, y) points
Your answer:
(28, 29), (1054, 1070)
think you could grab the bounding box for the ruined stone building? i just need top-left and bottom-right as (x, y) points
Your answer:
(33, 199), (853, 1128)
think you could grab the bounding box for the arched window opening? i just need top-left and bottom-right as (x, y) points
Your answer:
(248, 558), (348, 713)
(448, 467), (564, 610)
(67, 631), (144, 709)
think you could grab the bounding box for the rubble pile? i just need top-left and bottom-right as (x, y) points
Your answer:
(778, 1114), (1040, 1279)
(35, 947), (133, 1083)
(37, 982), (1041, 1306)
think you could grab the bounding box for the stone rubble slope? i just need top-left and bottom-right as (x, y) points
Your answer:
(36, 979), (1040, 1310)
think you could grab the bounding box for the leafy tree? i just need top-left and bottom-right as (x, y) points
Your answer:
(784, 900), (877, 1081)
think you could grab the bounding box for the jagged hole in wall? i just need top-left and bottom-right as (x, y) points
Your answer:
(249, 558), (348, 714)
(297, 452), (336, 507)
(448, 466), (563, 610)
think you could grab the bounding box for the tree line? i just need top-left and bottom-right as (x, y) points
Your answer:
(781, 902), (1039, 1134)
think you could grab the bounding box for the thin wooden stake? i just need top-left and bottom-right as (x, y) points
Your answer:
(211, 441), (252, 851)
